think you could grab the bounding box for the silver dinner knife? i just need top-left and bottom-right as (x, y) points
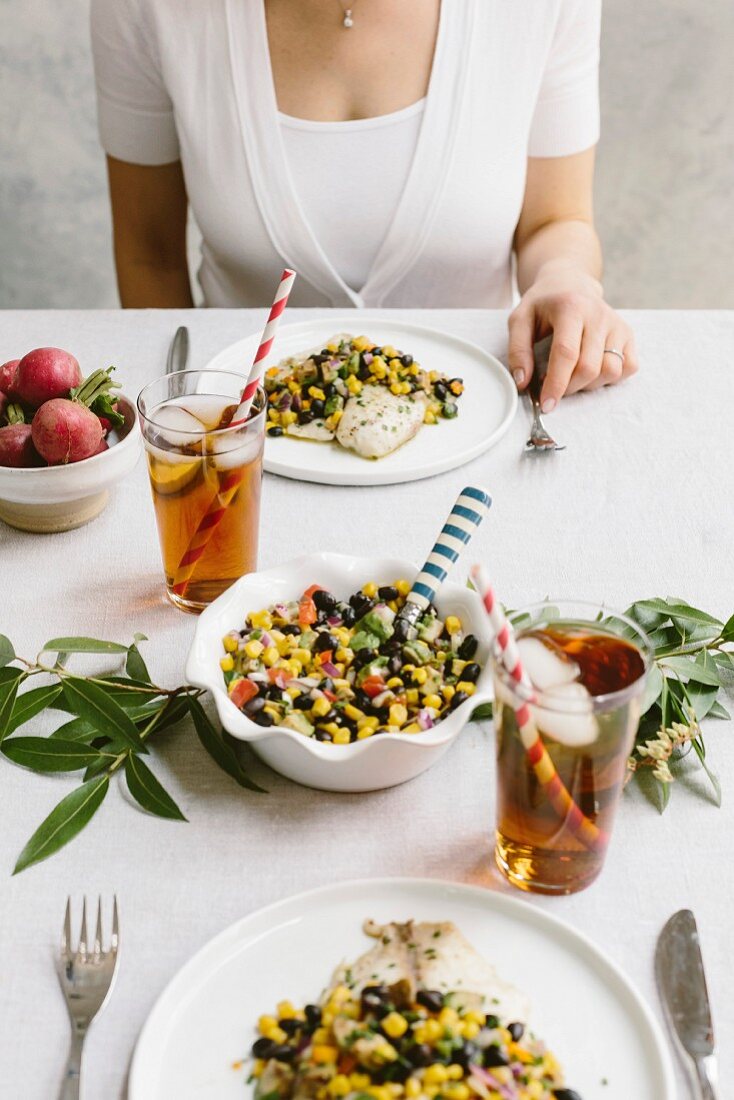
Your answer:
(656, 910), (720, 1099)
(166, 325), (190, 374)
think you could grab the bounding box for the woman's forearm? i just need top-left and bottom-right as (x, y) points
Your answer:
(515, 218), (603, 296)
(114, 250), (194, 308)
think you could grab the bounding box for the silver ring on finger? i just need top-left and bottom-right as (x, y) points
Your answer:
(603, 347), (625, 364)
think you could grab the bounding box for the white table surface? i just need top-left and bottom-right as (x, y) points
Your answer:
(1, 309), (732, 1100)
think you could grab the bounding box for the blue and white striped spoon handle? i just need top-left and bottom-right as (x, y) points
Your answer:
(401, 485), (492, 622)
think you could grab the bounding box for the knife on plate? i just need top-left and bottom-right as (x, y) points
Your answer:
(656, 909), (720, 1099)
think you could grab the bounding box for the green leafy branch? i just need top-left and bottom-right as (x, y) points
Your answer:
(0, 633), (264, 874)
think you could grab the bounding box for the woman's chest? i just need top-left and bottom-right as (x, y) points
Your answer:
(263, 0), (441, 121)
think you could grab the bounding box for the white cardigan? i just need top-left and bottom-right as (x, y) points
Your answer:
(91, 0), (601, 309)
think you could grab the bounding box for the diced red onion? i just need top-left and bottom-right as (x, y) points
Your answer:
(470, 1066), (517, 1100)
(327, 614), (342, 626)
(260, 632), (274, 649)
(417, 708), (434, 730)
(291, 393), (302, 412)
(320, 660), (340, 678)
(290, 677), (320, 688)
(372, 690), (394, 709)
(278, 392), (292, 410)
(362, 352), (373, 364)
(273, 603), (290, 619)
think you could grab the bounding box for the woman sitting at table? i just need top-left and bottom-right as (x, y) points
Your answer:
(90, 0), (637, 411)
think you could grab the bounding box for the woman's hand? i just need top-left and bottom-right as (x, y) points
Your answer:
(508, 261), (639, 413)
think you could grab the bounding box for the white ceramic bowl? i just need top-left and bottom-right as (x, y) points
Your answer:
(0, 394), (142, 532)
(186, 552), (493, 792)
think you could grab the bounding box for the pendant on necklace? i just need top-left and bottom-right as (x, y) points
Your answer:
(343, 9), (354, 27)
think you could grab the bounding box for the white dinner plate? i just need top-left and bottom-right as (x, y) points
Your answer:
(204, 317), (518, 485)
(129, 878), (675, 1100)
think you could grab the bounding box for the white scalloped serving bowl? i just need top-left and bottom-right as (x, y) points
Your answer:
(185, 552), (493, 792)
(0, 394), (142, 532)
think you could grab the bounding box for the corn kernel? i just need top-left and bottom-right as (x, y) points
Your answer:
(423, 694), (442, 710)
(350, 1075), (372, 1090)
(439, 1007), (459, 1028)
(396, 579), (411, 596)
(332, 728), (351, 745)
(389, 703), (408, 727)
(362, 581), (377, 598)
(463, 1010), (486, 1027)
(250, 610), (273, 630)
(422, 1018), (443, 1041)
(258, 1014), (277, 1034)
(336, 647), (353, 663)
(281, 409), (298, 425)
(326, 342), (338, 353)
(367, 1089), (392, 1100)
(219, 654), (234, 672)
(455, 681), (476, 696)
(277, 1000), (296, 1019)
(525, 1083), (544, 1100)
(424, 1064), (449, 1086)
(244, 639), (264, 659)
(371, 357), (387, 378)
(251, 1059), (264, 1077)
(223, 634), (239, 653)
(381, 1011), (408, 1039)
(405, 1079), (421, 1099)
(402, 722), (421, 734)
(344, 703), (363, 721)
(405, 688), (419, 706)
(386, 676), (404, 689)
(461, 1020), (480, 1039)
(308, 386), (326, 400)
(400, 381), (412, 394)
(423, 410), (437, 425)
(285, 659), (302, 677)
(311, 1045), (338, 1064)
(262, 646), (279, 667)
(383, 345), (398, 359)
(408, 363), (420, 376)
(442, 684), (455, 701)
(312, 1027), (330, 1045)
(346, 375), (363, 395)
(357, 715), (379, 730)
(445, 616), (461, 635)
(390, 382), (402, 396)
(327, 1075), (351, 1097)
(411, 667), (428, 685)
(374, 1043), (398, 1064)
(443, 1085), (469, 1100)
(268, 409), (281, 424)
(386, 1086), (403, 1099)
(327, 410), (343, 428)
(352, 335), (371, 352)
(357, 726), (374, 739)
(446, 1065), (464, 1081)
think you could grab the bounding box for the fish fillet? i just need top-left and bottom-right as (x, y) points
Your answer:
(336, 385), (427, 459)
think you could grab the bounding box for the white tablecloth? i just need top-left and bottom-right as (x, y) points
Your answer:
(1, 309), (732, 1099)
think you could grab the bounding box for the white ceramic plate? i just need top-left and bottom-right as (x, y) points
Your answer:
(129, 878), (675, 1100)
(204, 317), (517, 486)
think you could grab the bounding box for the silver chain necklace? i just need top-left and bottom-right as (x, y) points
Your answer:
(336, 0), (358, 28)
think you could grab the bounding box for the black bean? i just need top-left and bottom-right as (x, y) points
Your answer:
(450, 691), (469, 711)
(294, 693), (313, 711)
(267, 425), (284, 437)
(461, 662), (481, 683)
(483, 1046), (510, 1068)
(378, 585), (399, 601)
(353, 648), (378, 670)
(361, 984), (390, 1012)
(311, 354), (328, 366)
(434, 381), (447, 400)
(320, 348), (331, 357)
(265, 684), (285, 700)
(553, 1092), (583, 1100)
(484, 1015), (500, 1030)
(350, 592), (374, 616)
(314, 729), (333, 742)
(304, 1004), (322, 1027)
(507, 1022), (524, 1042)
(340, 605), (356, 627)
(400, 354), (413, 367)
(278, 1018), (301, 1036)
(298, 409), (315, 424)
(393, 618), (411, 641)
(310, 399), (325, 418)
(372, 347), (383, 357)
(406, 1043), (434, 1067)
(458, 635), (478, 660)
(455, 1040), (479, 1070)
(388, 655), (403, 676)
(252, 709), (274, 727)
(416, 989), (444, 1013)
(270, 1044), (297, 1063)
(323, 382), (335, 397)
(340, 716), (358, 735)
(380, 1061), (412, 1083)
(245, 696), (266, 714)
(382, 639), (401, 656)
(280, 624), (301, 635)
(251, 1037), (279, 1059)
(314, 631), (338, 653)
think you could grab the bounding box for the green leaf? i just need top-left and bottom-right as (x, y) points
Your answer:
(189, 697), (266, 793)
(658, 776), (672, 812)
(50, 717), (99, 742)
(720, 614), (734, 643)
(145, 694), (190, 734)
(125, 643), (151, 683)
(660, 655), (721, 687)
(61, 677), (147, 753)
(708, 700), (731, 721)
(691, 739), (722, 807)
(470, 702), (493, 721)
(634, 599), (722, 630)
(685, 683), (719, 721)
(0, 671), (26, 743)
(0, 635), (15, 668)
(640, 664), (664, 715)
(124, 755), (186, 820)
(42, 637), (129, 654)
(13, 776), (109, 874)
(6, 683), (63, 735)
(2, 737), (102, 773)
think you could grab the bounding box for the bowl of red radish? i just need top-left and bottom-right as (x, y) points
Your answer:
(0, 347), (141, 532)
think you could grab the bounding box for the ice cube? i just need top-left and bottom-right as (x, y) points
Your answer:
(533, 681), (598, 747)
(517, 636), (580, 691)
(207, 431), (261, 471)
(151, 402), (206, 449)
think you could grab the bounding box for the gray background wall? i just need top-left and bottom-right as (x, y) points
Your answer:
(1, 0), (732, 309)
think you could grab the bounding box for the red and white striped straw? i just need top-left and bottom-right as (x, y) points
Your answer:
(470, 564), (607, 853)
(170, 269), (296, 599)
(230, 268), (296, 426)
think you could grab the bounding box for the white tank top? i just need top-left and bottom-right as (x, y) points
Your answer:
(279, 100), (425, 294)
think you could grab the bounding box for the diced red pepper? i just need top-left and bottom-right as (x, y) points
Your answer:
(338, 1054), (357, 1075)
(361, 675), (387, 699)
(229, 679), (258, 709)
(317, 650), (333, 665)
(322, 689), (337, 702)
(267, 667), (292, 689)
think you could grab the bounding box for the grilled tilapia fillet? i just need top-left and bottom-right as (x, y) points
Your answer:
(329, 919), (529, 1024)
(336, 385), (427, 459)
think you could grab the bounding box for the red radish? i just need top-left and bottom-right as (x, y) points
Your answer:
(0, 359), (20, 396)
(90, 438), (109, 456)
(0, 423), (41, 468)
(98, 416), (111, 436)
(15, 348), (82, 408)
(0, 393), (6, 423)
(31, 399), (103, 465)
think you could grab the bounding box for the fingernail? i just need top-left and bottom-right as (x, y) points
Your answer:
(541, 398), (556, 414)
(513, 369), (525, 385)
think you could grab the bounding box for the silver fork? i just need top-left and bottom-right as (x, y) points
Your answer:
(524, 337), (565, 453)
(56, 897), (120, 1100)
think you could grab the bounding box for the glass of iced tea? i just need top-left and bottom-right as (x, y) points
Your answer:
(137, 370), (265, 613)
(492, 601), (652, 895)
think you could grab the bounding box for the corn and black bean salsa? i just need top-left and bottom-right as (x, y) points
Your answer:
(247, 985), (580, 1100)
(220, 581), (482, 743)
(264, 335), (465, 438)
